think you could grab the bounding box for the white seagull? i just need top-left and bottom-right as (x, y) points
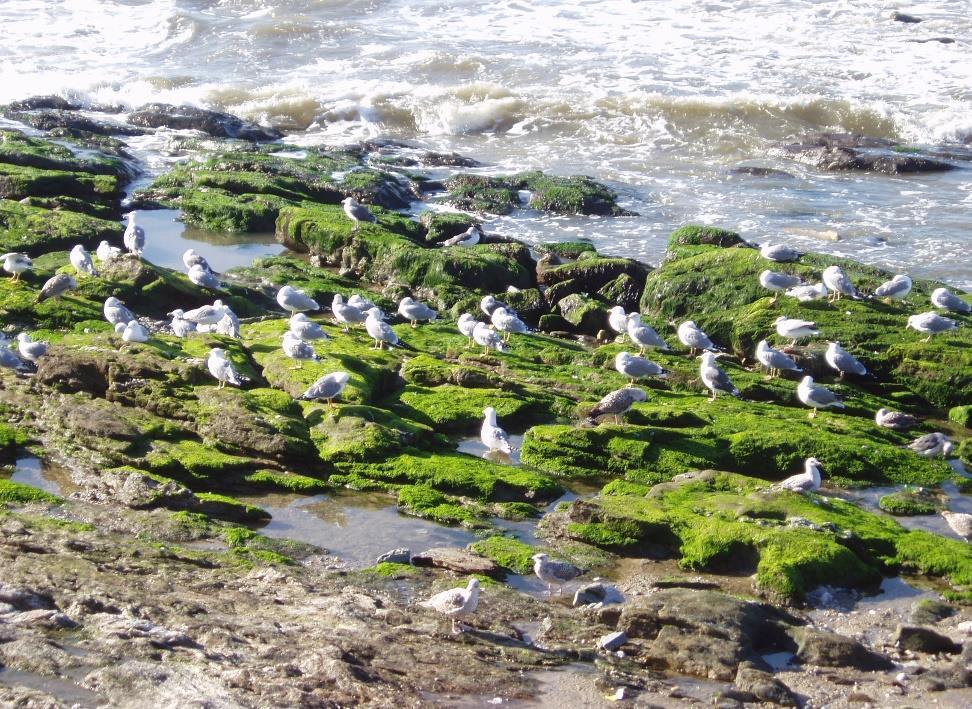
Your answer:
(300, 372), (350, 406)
(457, 313), (480, 345)
(759, 270), (803, 303)
(331, 294), (367, 331)
(874, 408), (920, 430)
(607, 306), (628, 340)
(365, 307), (400, 350)
(183, 249), (214, 273)
(774, 316), (820, 345)
(398, 297), (437, 327)
(699, 351), (741, 402)
(797, 376), (844, 418)
(491, 306), (528, 341)
(472, 322), (506, 354)
(587, 387), (647, 425)
(95, 241), (122, 263)
(678, 320), (718, 355)
(930, 287), (971, 314)
(755, 339), (801, 377)
(277, 285), (320, 314)
(760, 243), (801, 262)
(207, 348), (246, 388)
(441, 226), (481, 247)
(907, 432), (954, 458)
(290, 313), (329, 341)
(36, 274), (76, 302)
(822, 265), (859, 302)
(532, 553), (583, 595)
(419, 578), (480, 634)
(481, 406), (514, 455)
(785, 282), (828, 302)
(941, 511), (972, 542)
(123, 212), (145, 257)
(281, 331), (320, 369)
(480, 295), (509, 318)
(115, 320), (150, 343)
(907, 312), (957, 342)
(169, 309), (197, 338)
(874, 274), (912, 303)
(69, 244), (98, 277)
(188, 264), (222, 290)
(615, 351), (665, 383)
(1, 252), (32, 281)
(626, 313), (670, 354)
(16, 333), (48, 364)
(342, 197), (377, 231)
(103, 297), (136, 326)
(824, 341), (867, 378)
(775, 457), (823, 493)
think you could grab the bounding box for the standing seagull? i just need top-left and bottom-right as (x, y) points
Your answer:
(182, 300), (230, 327)
(69, 244), (98, 277)
(941, 511), (972, 542)
(822, 265), (859, 302)
(797, 376), (844, 418)
(907, 432), (954, 458)
(874, 274), (912, 303)
(103, 297), (136, 327)
(480, 295), (509, 318)
(96, 241), (122, 263)
(281, 331), (320, 369)
(36, 274), (76, 302)
(398, 297), (437, 327)
(930, 287), (971, 314)
(441, 226), (481, 247)
(774, 316), (820, 345)
(342, 197), (377, 231)
(824, 341), (867, 378)
(874, 408), (920, 430)
(419, 578), (480, 634)
(531, 553), (582, 595)
(277, 285), (320, 314)
(183, 249), (214, 274)
(586, 387), (647, 425)
(365, 307), (400, 349)
(207, 348), (246, 388)
(760, 243), (802, 262)
(1, 252), (32, 281)
(615, 351), (665, 383)
(289, 313), (329, 341)
(774, 457), (823, 493)
(785, 282), (828, 302)
(457, 313), (480, 345)
(115, 320), (150, 343)
(678, 320), (718, 355)
(123, 212), (145, 257)
(607, 306), (628, 340)
(491, 307), (528, 342)
(16, 333), (48, 364)
(473, 322), (506, 354)
(300, 372), (350, 406)
(626, 313), (670, 354)
(169, 309), (197, 338)
(907, 312), (957, 342)
(481, 407), (514, 455)
(699, 351), (741, 402)
(759, 270), (802, 303)
(755, 339), (801, 377)
(188, 264), (222, 290)
(331, 294), (367, 332)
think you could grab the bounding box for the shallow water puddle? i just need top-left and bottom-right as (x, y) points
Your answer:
(127, 208), (283, 273)
(833, 480), (972, 540)
(7, 455), (77, 497)
(0, 667), (104, 706)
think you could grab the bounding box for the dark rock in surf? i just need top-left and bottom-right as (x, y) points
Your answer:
(6, 96), (81, 112)
(2, 109), (147, 137)
(891, 11), (923, 23)
(777, 132), (955, 174)
(128, 103), (283, 141)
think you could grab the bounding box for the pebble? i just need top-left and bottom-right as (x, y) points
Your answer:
(599, 631), (627, 651)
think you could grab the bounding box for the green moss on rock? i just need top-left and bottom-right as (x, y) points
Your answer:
(878, 488), (944, 516)
(0, 479), (61, 505)
(469, 535), (535, 574)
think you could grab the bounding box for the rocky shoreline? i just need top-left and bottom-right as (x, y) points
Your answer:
(1, 99), (971, 706)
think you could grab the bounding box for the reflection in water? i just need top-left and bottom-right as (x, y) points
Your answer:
(130, 209), (283, 273)
(456, 433), (525, 465)
(8, 456), (76, 496)
(833, 480), (972, 541)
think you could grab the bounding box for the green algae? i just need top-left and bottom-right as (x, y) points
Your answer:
(878, 488), (944, 516)
(444, 171), (629, 216)
(0, 199), (120, 255)
(397, 484), (487, 527)
(0, 479), (61, 505)
(469, 535), (535, 574)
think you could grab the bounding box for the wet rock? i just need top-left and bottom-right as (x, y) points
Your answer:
(3, 109), (146, 136)
(376, 548), (411, 565)
(598, 273), (643, 311)
(909, 599), (956, 626)
(0, 638), (81, 676)
(891, 11), (922, 23)
(794, 628), (893, 671)
(913, 644), (972, 691)
(339, 168), (419, 209)
(734, 661), (797, 706)
(557, 293), (608, 335)
(0, 584), (56, 611)
(599, 631), (627, 651)
(410, 547), (502, 577)
(573, 581), (624, 607)
(893, 624), (961, 655)
(777, 132), (955, 174)
(6, 609), (77, 629)
(908, 37), (955, 44)
(6, 95), (81, 111)
(729, 166), (795, 178)
(128, 103), (282, 141)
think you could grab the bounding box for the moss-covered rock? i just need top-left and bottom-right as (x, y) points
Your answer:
(469, 535), (535, 574)
(397, 484), (487, 527)
(557, 293), (607, 335)
(0, 199), (120, 255)
(444, 172), (631, 216)
(878, 488), (945, 516)
(949, 405), (972, 429)
(0, 479), (61, 505)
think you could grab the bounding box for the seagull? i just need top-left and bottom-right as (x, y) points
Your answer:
(759, 270), (802, 303)
(824, 341), (867, 378)
(420, 578), (480, 634)
(282, 331), (320, 369)
(930, 287), (971, 314)
(207, 348), (246, 388)
(615, 351), (665, 383)
(69, 244), (98, 277)
(342, 196), (377, 231)
(532, 553), (582, 595)
(490, 306), (528, 341)
(169, 309), (197, 338)
(755, 339), (801, 377)
(907, 432), (954, 458)
(183, 249), (214, 274)
(473, 322), (506, 354)
(941, 511), (972, 542)
(907, 312), (957, 342)
(441, 226), (481, 247)
(347, 293), (376, 311)
(123, 212), (145, 257)
(214, 313), (240, 338)
(103, 297), (136, 326)
(626, 313), (670, 354)
(760, 243), (801, 262)
(874, 408), (920, 430)
(365, 307), (400, 349)
(822, 265), (859, 302)
(785, 282), (828, 302)
(1, 252), (32, 281)
(586, 387), (647, 425)
(774, 316), (820, 345)
(0, 346), (23, 370)
(95, 241), (122, 263)
(300, 371), (350, 406)
(115, 320), (150, 343)
(457, 313), (480, 345)
(36, 274), (76, 302)
(289, 313), (329, 341)
(188, 264), (222, 290)
(774, 457), (823, 493)
(277, 285), (320, 314)
(398, 297), (437, 327)
(481, 406), (515, 454)
(331, 294), (367, 331)
(797, 376), (844, 418)
(677, 320), (718, 355)
(607, 306), (628, 340)
(699, 351), (741, 402)
(16, 333), (48, 364)
(874, 274), (912, 303)
(182, 300), (229, 326)
(480, 295), (509, 318)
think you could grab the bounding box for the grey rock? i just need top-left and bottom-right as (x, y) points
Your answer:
(893, 624), (961, 655)
(795, 629), (894, 670)
(909, 599), (956, 626)
(734, 661), (797, 706)
(599, 631), (627, 651)
(573, 582), (608, 607)
(410, 547), (502, 577)
(128, 103), (282, 141)
(376, 548), (411, 565)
